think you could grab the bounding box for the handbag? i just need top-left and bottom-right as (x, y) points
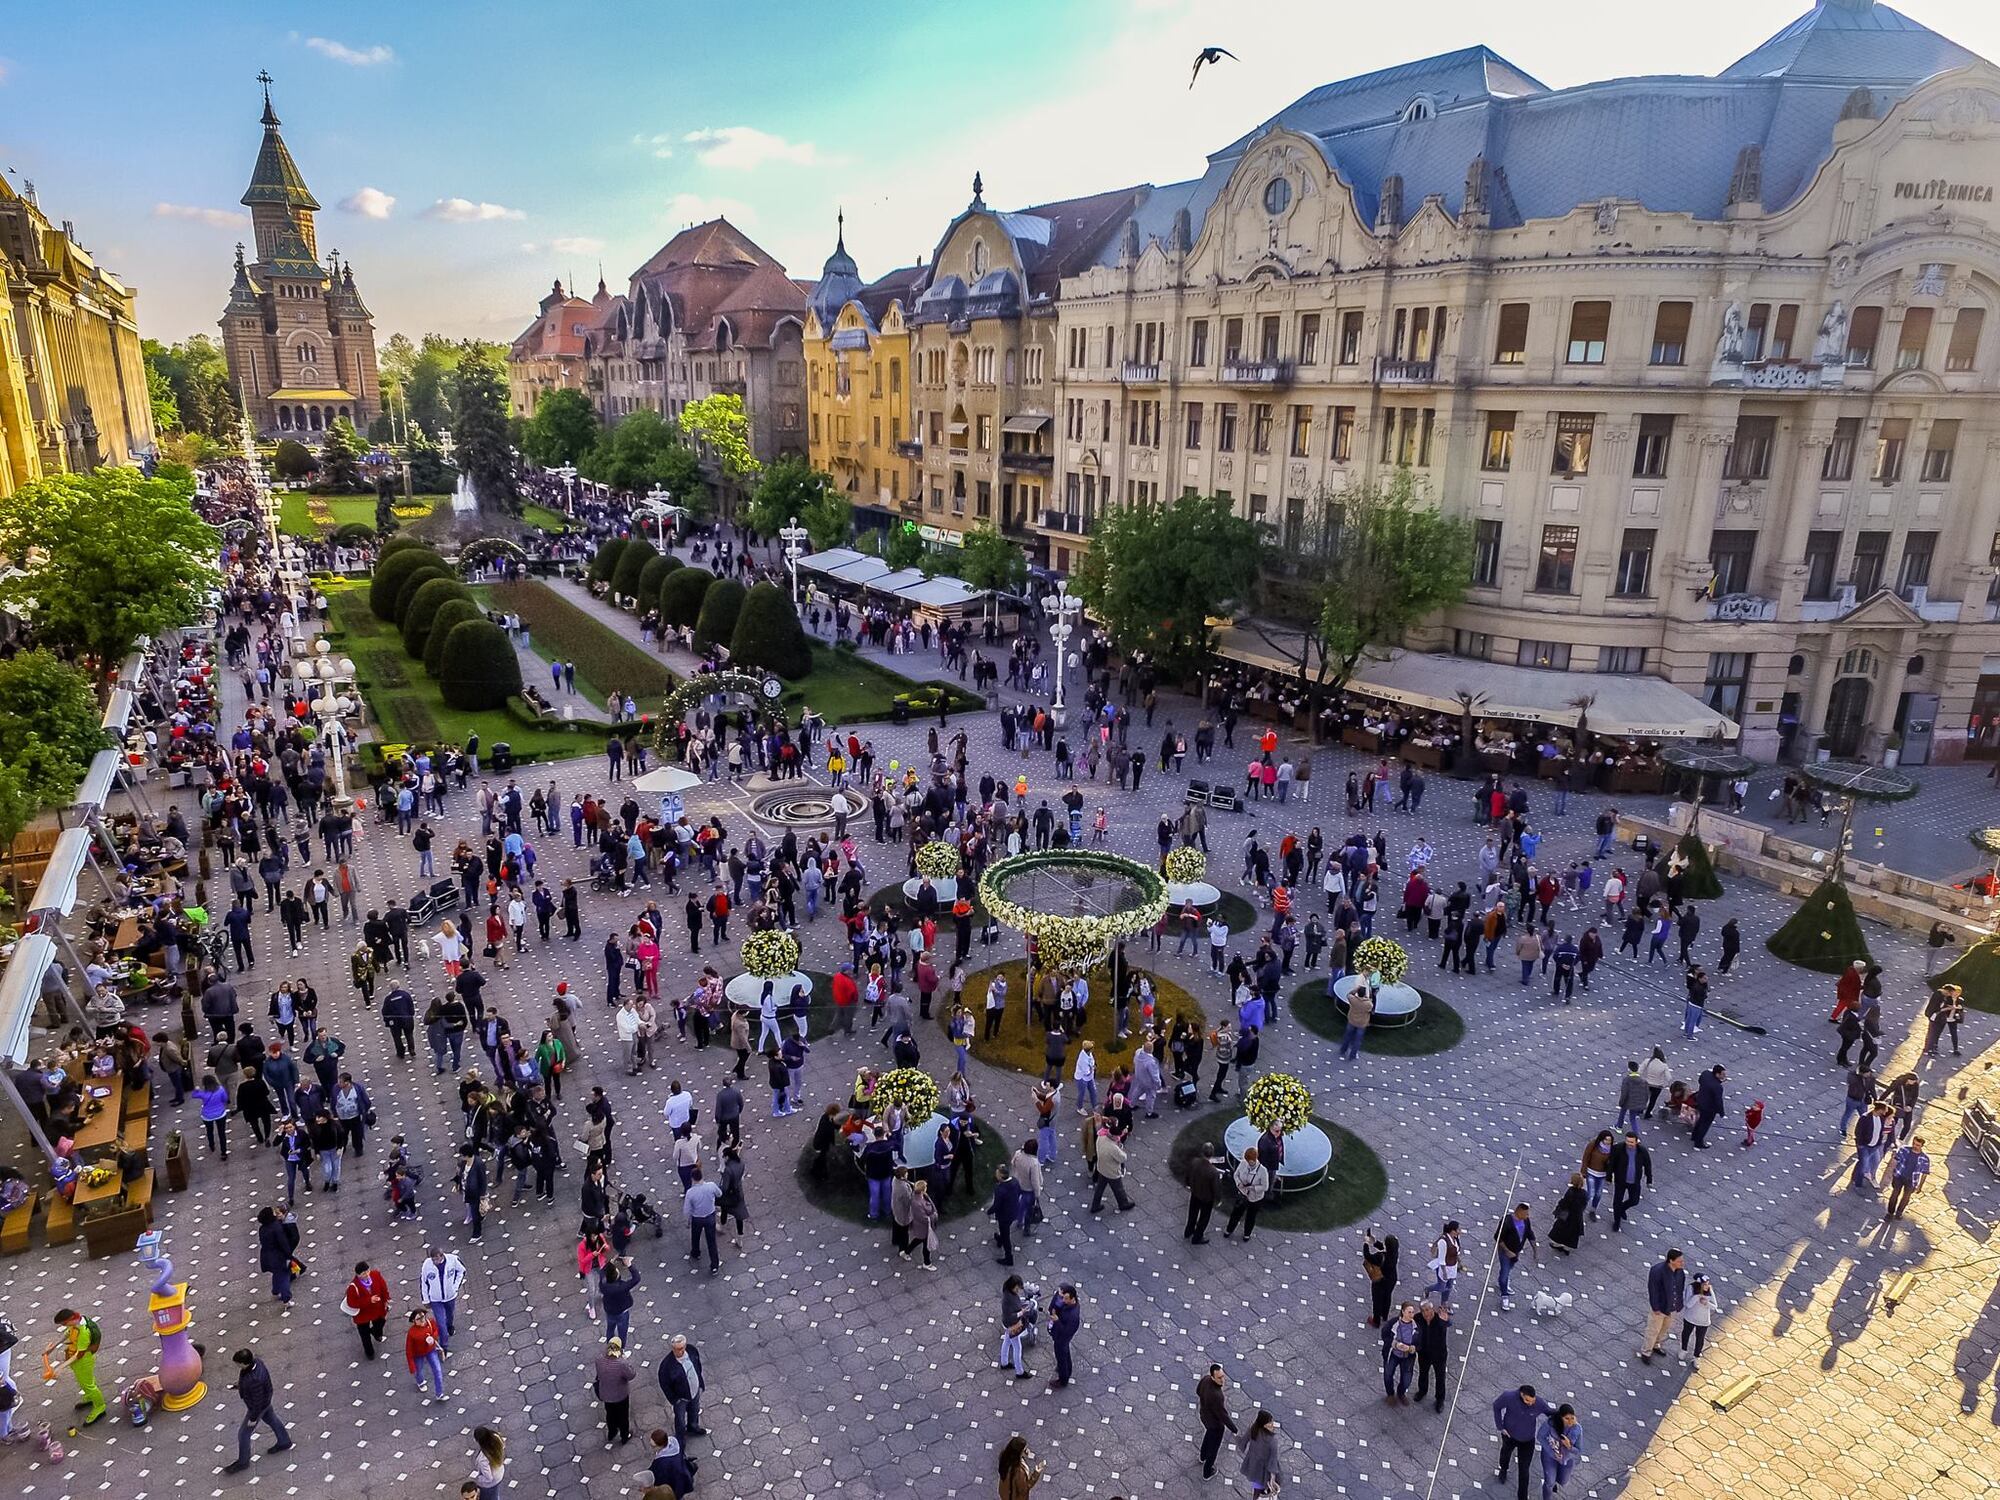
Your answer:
(1364, 1260), (1384, 1282)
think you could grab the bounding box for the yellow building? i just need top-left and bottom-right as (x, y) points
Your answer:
(803, 217), (923, 530)
(0, 175), (157, 498)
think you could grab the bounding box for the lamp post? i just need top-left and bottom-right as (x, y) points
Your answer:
(1043, 579), (1082, 729)
(310, 639), (354, 801)
(779, 514), (809, 604)
(555, 463), (578, 516)
(644, 485), (672, 545)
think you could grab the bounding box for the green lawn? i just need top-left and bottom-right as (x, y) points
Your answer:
(277, 492), (445, 538)
(1290, 980), (1466, 1056)
(1167, 1113), (1387, 1232)
(483, 578), (676, 710)
(322, 582), (597, 765)
(522, 503), (572, 534)
(788, 645), (982, 726)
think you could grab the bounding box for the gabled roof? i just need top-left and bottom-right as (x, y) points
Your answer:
(240, 91), (320, 212)
(1722, 0), (1977, 81)
(615, 218), (806, 351)
(633, 217), (783, 280)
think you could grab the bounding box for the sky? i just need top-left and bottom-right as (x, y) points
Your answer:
(4, 0), (1998, 346)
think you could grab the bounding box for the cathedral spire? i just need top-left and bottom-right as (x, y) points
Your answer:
(258, 69), (278, 126)
(242, 76), (320, 212)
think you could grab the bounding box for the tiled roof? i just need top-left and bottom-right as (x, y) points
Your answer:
(241, 121), (319, 211)
(1722, 0), (1977, 80)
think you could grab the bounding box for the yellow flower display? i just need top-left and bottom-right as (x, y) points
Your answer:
(740, 929), (801, 979)
(874, 1067), (940, 1123)
(978, 850), (1169, 976)
(914, 840), (961, 882)
(1244, 1072), (1314, 1136)
(1163, 846), (1207, 885)
(1350, 937), (1410, 987)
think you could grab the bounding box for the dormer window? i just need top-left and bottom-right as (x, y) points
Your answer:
(1401, 95), (1436, 124)
(1262, 178), (1291, 216)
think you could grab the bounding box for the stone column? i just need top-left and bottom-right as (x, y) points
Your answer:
(1773, 428), (1834, 606)
(1864, 629), (1915, 760)
(1666, 424), (1736, 623)
(1798, 633), (1842, 761)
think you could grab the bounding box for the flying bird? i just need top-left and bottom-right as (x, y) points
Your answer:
(1190, 46), (1237, 88)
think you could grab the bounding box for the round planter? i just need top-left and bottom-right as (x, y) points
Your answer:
(1164, 880), (1222, 909)
(1330, 974), (1423, 1028)
(1222, 1116), (1334, 1190)
(901, 875), (959, 905)
(725, 969), (812, 1011)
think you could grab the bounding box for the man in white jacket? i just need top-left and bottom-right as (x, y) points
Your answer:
(418, 1246), (467, 1350)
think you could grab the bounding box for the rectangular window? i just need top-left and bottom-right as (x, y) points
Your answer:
(1331, 406), (1354, 463)
(1566, 301), (1610, 364)
(1614, 528), (1656, 597)
(1391, 308), (1408, 361)
(1899, 530), (1937, 593)
(1338, 311), (1363, 364)
(1251, 403), (1273, 455)
(1896, 307), (1934, 370)
(1709, 529), (1756, 596)
(1493, 303), (1529, 364)
(1823, 416), (1859, 481)
(1535, 524), (1580, 593)
(1396, 408), (1421, 467)
(977, 414), (993, 451)
(1217, 404), (1237, 453)
(1516, 640), (1572, 671)
(1947, 308), (1984, 371)
(1600, 646), (1647, 674)
(1851, 531), (1888, 595)
(1026, 347), (1044, 384)
(1724, 415), (1776, 480)
(1189, 320), (1210, 368)
(1633, 413), (1673, 478)
(1223, 318), (1243, 363)
(1551, 412), (1595, 475)
(1298, 314), (1320, 365)
(1771, 304), (1799, 360)
(1185, 402), (1204, 450)
(1846, 305), (1882, 368)
(1873, 418), (1908, 483)
(1482, 411), (1515, 471)
(1259, 316), (1281, 362)
(1802, 530), (1841, 599)
(1649, 301), (1691, 365)
(1289, 405), (1312, 458)
(890, 359), (901, 394)
(1922, 419), (1958, 482)
(1453, 629), (1491, 661)
(1472, 519), (1502, 587)
(1745, 304), (1770, 363)
(975, 480), (991, 519)
(1417, 408), (1436, 467)
(1704, 653), (1750, 718)
(1410, 307), (1434, 360)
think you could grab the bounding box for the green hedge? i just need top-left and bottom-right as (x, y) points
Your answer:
(390, 561), (456, 626)
(369, 547), (445, 621)
(693, 576), (747, 651)
(401, 576), (474, 658)
(376, 534), (432, 564)
(638, 553), (679, 607)
(661, 567), (715, 630)
(423, 598), (484, 678)
(437, 618), (522, 711)
(613, 538), (659, 603)
(729, 581), (811, 678)
(588, 537), (631, 585)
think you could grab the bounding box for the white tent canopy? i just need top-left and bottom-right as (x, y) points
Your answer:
(102, 687), (135, 738)
(798, 548), (991, 616)
(0, 933), (56, 1065)
(27, 827), (96, 919)
(72, 748), (122, 817)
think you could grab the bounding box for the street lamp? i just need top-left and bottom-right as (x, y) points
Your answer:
(1043, 579), (1082, 729)
(644, 485), (672, 544)
(555, 463), (578, 516)
(779, 514), (810, 605)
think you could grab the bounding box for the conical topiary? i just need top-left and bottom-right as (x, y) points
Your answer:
(1674, 831), (1723, 901)
(1765, 876), (1871, 974)
(1934, 939), (2000, 1015)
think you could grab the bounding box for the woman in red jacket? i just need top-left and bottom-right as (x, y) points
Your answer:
(343, 1260), (391, 1359)
(406, 1308), (446, 1402)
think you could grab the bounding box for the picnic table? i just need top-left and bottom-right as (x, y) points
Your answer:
(71, 1076), (125, 1154)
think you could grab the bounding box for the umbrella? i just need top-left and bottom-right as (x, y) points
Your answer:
(634, 766), (702, 795)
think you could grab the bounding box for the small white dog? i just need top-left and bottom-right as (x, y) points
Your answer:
(1531, 1289), (1575, 1318)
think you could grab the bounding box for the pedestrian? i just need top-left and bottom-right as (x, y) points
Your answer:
(419, 1246), (466, 1349)
(999, 1275), (1035, 1380)
(1381, 1301), (1419, 1404)
(1537, 1404), (1583, 1498)
(1615, 1061), (1649, 1132)
(1412, 1300), (1451, 1411)
(1608, 1130), (1651, 1233)
(1885, 1135), (1931, 1219)
(1195, 1363), (1240, 1478)
(406, 1308), (447, 1401)
(1340, 981), (1373, 1060)
(1741, 1098), (1765, 1149)
(1637, 1248), (1687, 1362)
(998, 1435), (1045, 1500)
(1691, 1063), (1725, 1148)
(1046, 1283), (1081, 1390)
(257, 1205), (300, 1303)
(220, 1347), (293, 1474)
(594, 1337), (636, 1446)
(1491, 1384), (1543, 1500)
(657, 1333), (707, 1445)
(1223, 1146), (1268, 1241)
(1237, 1409), (1287, 1496)
(599, 1257), (643, 1346)
(1184, 1140), (1223, 1245)
(684, 1165), (721, 1273)
(1426, 1221), (1463, 1304)
(1549, 1173), (1587, 1255)
(1363, 1228), (1399, 1325)
(1492, 1202), (1537, 1311)
(1679, 1275), (1717, 1362)
(647, 1428), (697, 1498)
(1922, 984), (1967, 1057)
(50, 1308), (107, 1426)
(342, 1260), (391, 1359)
(470, 1427), (508, 1500)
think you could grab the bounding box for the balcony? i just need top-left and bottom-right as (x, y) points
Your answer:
(1000, 449), (1053, 475)
(1119, 360), (1161, 386)
(896, 440), (923, 459)
(1219, 358), (1294, 389)
(1374, 356), (1436, 385)
(1039, 509), (1095, 536)
(1714, 359), (1847, 392)
(1706, 593), (1778, 623)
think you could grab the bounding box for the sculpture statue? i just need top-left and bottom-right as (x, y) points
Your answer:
(1813, 300), (1849, 365)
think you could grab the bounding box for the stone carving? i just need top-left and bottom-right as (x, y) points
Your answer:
(1595, 200), (1619, 236)
(1813, 300), (1848, 364)
(1710, 302), (1746, 383)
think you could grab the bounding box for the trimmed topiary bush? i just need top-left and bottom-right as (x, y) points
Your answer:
(377, 534), (432, 563)
(1674, 831), (1724, 900)
(588, 537), (631, 586)
(693, 576), (747, 651)
(612, 538), (658, 604)
(389, 561), (455, 626)
(1766, 876), (1871, 973)
(402, 575), (475, 658)
(423, 598), (484, 678)
(369, 546), (445, 621)
(728, 581), (812, 678)
(637, 553), (678, 607)
(436, 618), (522, 711)
(661, 567), (716, 630)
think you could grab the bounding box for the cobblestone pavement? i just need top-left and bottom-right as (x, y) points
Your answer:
(5, 602), (1998, 1500)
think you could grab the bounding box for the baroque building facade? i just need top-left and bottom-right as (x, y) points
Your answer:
(220, 81), (380, 438)
(1046, 0), (2000, 763)
(0, 175), (156, 497)
(507, 278), (601, 417)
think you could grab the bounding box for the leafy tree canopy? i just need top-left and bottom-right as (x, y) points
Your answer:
(271, 438), (317, 480)
(319, 417), (368, 493)
(142, 335), (238, 438)
(405, 421), (457, 493)
(801, 485), (853, 554)
(678, 393), (759, 485)
(0, 649), (106, 803)
(451, 347), (519, 512)
(578, 409), (704, 504)
(520, 387), (601, 468)
(745, 454), (833, 540)
(953, 526), (1028, 596)
(1072, 493), (1259, 676)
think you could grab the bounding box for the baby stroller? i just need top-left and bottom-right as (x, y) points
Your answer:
(616, 1191), (665, 1240)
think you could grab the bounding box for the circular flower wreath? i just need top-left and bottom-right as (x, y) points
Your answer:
(914, 839), (961, 882)
(740, 929), (802, 979)
(978, 850), (1170, 976)
(1162, 846), (1208, 885)
(1350, 936), (1410, 987)
(874, 1067), (940, 1123)
(1244, 1072), (1314, 1137)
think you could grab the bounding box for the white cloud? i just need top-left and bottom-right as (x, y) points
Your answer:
(632, 132), (675, 160)
(306, 36), (394, 67)
(682, 126), (820, 171)
(152, 202), (249, 230)
(520, 236), (606, 256)
(338, 186), (396, 219)
(662, 192), (752, 226)
(422, 197), (525, 223)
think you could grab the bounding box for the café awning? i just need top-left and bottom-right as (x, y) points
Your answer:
(1002, 414), (1051, 434)
(102, 687), (135, 738)
(0, 934), (56, 1065)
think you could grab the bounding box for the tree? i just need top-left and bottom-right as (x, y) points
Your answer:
(587, 537), (632, 586)
(729, 582), (812, 678)
(1257, 471), (1473, 695)
(0, 469), (219, 664)
(861, 522), (925, 570)
(745, 454), (831, 539)
(145, 356), (180, 435)
(0, 759), (37, 853)
(1072, 494), (1259, 678)
(678, 392), (759, 486)
(450, 347), (519, 512)
(401, 576), (474, 658)
(955, 526), (1028, 626)
(437, 618), (522, 711)
(144, 335), (238, 438)
(0, 650), (105, 803)
(389, 561), (456, 626)
(423, 598), (484, 678)
(379, 334), (506, 439)
(578, 409), (703, 499)
(520, 387), (600, 468)
(377, 534), (435, 564)
(612, 538), (659, 603)
(272, 439), (317, 480)
(661, 567), (716, 630)
(320, 417), (367, 493)
(375, 477), (401, 535)
(801, 486), (852, 553)
(405, 422), (457, 493)
(369, 546), (446, 621)
(1766, 877), (1871, 973)
(694, 576), (748, 651)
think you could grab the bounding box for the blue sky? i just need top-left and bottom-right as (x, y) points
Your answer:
(4, 0), (1997, 344)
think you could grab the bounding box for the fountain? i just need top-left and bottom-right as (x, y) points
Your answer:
(450, 469), (479, 514)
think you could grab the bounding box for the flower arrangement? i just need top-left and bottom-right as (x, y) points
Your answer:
(874, 1067), (940, 1124)
(740, 929), (802, 979)
(1162, 846), (1207, 885)
(914, 839), (961, 882)
(1244, 1073), (1314, 1137)
(1350, 937), (1410, 987)
(978, 850), (1170, 976)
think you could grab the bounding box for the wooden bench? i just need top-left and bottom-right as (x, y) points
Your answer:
(1, 1190), (41, 1253)
(125, 1172), (156, 1227)
(44, 1194), (75, 1245)
(120, 1117), (150, 1153)
(127, 1081), (152, 1118)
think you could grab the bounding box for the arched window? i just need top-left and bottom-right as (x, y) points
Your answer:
(278, 407), (292, 431)
(1401, 95), (1436, 123)
(309, 407), (323, 432)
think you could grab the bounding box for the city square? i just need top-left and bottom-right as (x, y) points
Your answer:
(1, 4), (2000, 1499)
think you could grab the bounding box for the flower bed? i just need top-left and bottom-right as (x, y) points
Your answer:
(741, 929), (802, 980)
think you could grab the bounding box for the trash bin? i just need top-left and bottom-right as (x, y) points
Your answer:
(891, 700), (909, 726)
(490, 741), (515, 772)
